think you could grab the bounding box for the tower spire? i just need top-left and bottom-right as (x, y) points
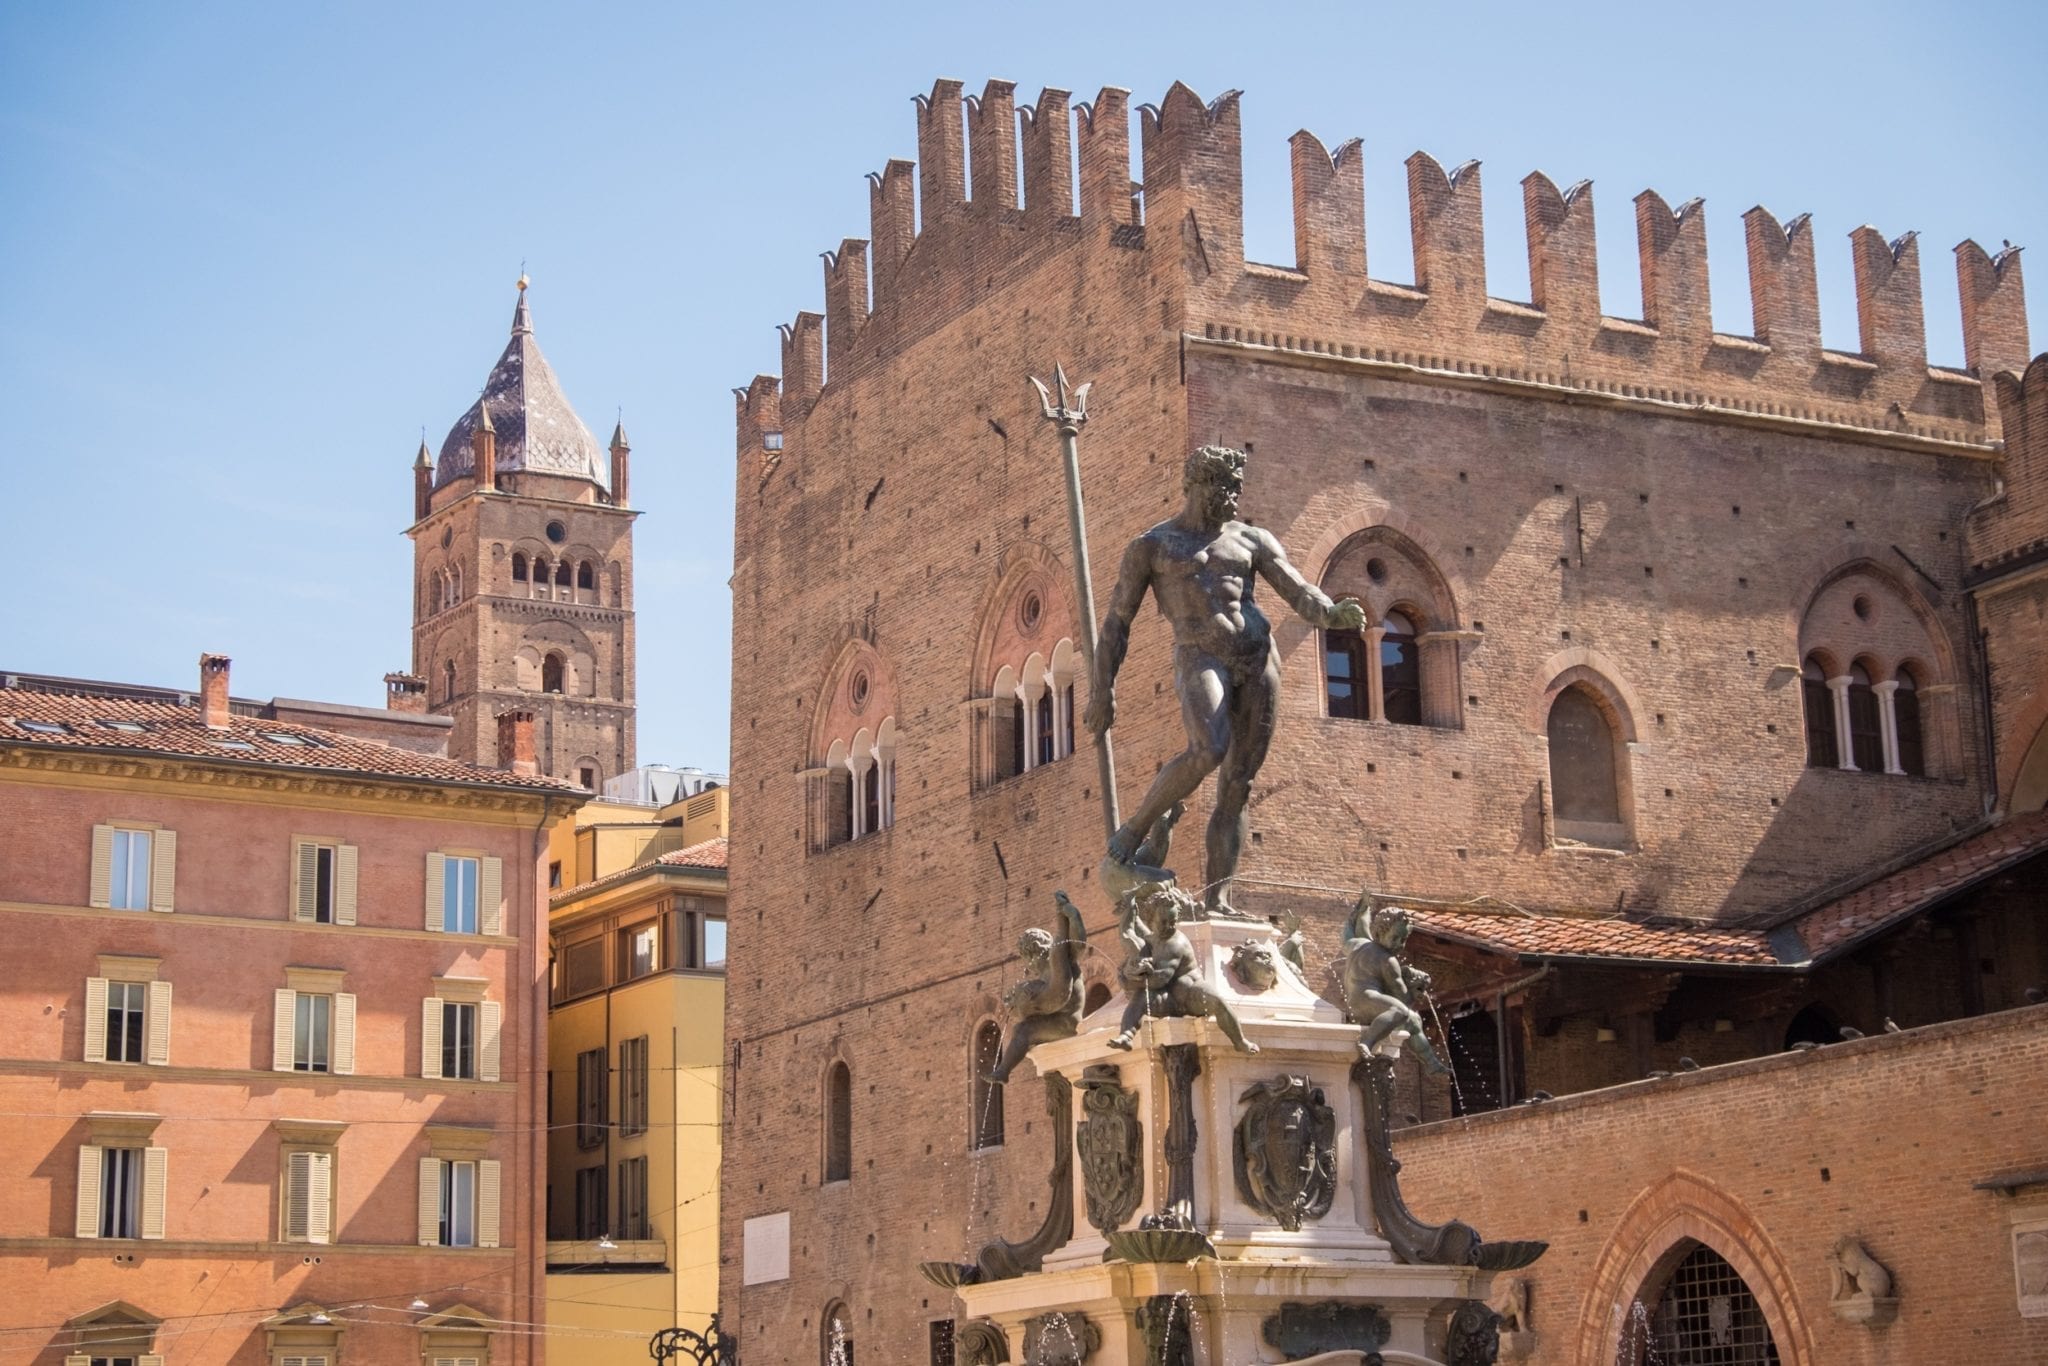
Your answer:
(511, 270), (532, 336)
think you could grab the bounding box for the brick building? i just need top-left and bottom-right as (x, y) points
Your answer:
(410, 279), (639, 788)
(718, 77), (2047, 1364)
(0, 656), (585, 1365)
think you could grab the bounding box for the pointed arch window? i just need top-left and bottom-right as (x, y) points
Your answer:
(1547, 683), (1627, 848)
(823, 1061), (852, 1183)
(821, 1300), (854, 1366)
(1801, 658), (1837, 768)
(1379, 612), (1422, 726)
(971, 1021), (1004, 1150)
(1642, 1242), (1781, 1364)
(1846, 664), (1882, 773)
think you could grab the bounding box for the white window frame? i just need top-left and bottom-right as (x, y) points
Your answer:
(425, 852), (502, 935)
(90, 824), (175, 913)
(84, 964), (170, 1067)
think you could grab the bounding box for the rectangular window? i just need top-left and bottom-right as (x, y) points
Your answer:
(563, 938), (605, 998)
(442, 1002), (477, 1080)
(100, 1147), (143, 1238)
(620, 1036), (649, 1136)
(702, 916), (728, 971)
(283, 1149), (334, 1243)
(929, 1320), (957, 1366)
(440, 1159), (476, 1247)
(442, 856), (480, 934)
(576, 1047), (606, 1149)
(312, 845), (335, 922)
(295, 994), (332, 1073)
(105, 982), (147, 1064)
(110, 829), (152, 910)
(548, 860), (563, 889)
(574, 1165), (606, 1239)
(617, 1155), (648, 1239)
(621, 920), (660, 980)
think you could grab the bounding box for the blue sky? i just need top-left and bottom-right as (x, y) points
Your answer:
(4, 1), (2042, 771)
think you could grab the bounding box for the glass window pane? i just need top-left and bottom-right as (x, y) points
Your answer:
(702, 918), (727, 970)
(448, 1162), (475, 1245)
(314, 845), (334, 923)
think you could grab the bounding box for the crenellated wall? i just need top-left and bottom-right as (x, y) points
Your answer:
(750, 78), (2026, 452)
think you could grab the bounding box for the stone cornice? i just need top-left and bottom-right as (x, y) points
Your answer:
(0, 745), (559, 823)
(1, 898), (521, 948)
(1, 1055), (517, 1095)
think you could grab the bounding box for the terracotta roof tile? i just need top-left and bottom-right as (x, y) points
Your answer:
(0, 686), (581, 793)
(1792, 806), (2048, 960)
(657, 837), (728, 870)
(1406, 908), (1781, 967)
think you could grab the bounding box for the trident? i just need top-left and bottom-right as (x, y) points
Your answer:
(1029, 366), (1121, 842)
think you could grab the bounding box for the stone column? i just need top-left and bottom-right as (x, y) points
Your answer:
(1827, 675), (1857, 770)
(1873, 679), (1904, 775)
(1364, 625), (1388, 722)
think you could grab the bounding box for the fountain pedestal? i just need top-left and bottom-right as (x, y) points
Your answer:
(948, 919), (1513, 1365)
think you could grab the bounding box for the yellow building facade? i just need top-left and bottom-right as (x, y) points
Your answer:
(544, 785), (727, 1361)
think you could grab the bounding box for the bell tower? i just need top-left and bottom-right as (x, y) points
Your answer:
(406, 278), (638, 786)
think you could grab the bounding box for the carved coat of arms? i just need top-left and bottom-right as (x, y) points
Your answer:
(1075, 1064), (1142, 1236)
(1234, 1074), (1337, 1231)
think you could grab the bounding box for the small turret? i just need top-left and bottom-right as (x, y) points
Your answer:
(610, 419), (631, 508)
(412, 438), (434, 521)
(473, 391), (497, 491)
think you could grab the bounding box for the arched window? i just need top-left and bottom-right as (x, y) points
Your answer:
(1548, 684), (1625, 846)
(1035, 689), (1056, 767)
(862, 758), (881, 834)
(971, 1021), (1004, 1150)
(1783, 1003), (1839, 1049)
(532, 558), (549, 596)
(442, 660), (456, 702)
(578, 560), (595, 590)
(1801, 658), (1837, 768)
(1641, 1243), (1781, 1364)
(542, 653), (565, 694)
(821, 1300), (853, 1366)
(1893, 667), (1924, 777)
(452, 563), (463, 602)
(1379, 611), (1422, 726)
(555, 560), (572, 588)
(823, 1061), (852, 1183)
(1084, 982), (1112, 1016)
(1846, 664), (1882, 772)
(1325, 626), (1367, 719)
(511, 552), (528, 583)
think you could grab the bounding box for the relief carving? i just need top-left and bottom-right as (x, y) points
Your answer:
(1075, 1064), (1142, 1236)
(1233, 1074), (1337, 1231)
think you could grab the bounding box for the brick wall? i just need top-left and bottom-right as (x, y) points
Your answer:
(1392, 1003), (2048, 1365)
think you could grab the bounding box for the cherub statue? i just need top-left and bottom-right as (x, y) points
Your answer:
(1342, 897), (1450, 1076)
(990, 890), (1087, 1082)
(1108, 879), (1258, 1054)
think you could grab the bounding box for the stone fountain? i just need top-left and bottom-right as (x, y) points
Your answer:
(921, 416), (1546, 1363)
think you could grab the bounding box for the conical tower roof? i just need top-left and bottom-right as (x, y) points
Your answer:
(435, 281), (608, 493)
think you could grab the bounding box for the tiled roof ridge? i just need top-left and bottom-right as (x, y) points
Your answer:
(552, 836), (729, 905)
(0, 685), (581, 793)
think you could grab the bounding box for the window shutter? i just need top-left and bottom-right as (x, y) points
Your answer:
(425, 852), (446, 931)
(64, 1356), (91, 1366)
(478, 1000), (503, 1082)
(149, 829), (176, 912)
(274, 989), (298, 1072)
(139, 1355), (165, 1366)
(418, 1157), (441, 1245)
(480, 856), (504, 936)
(478, 1158), (501, 1248)
(89, 825), (114, 908)
(146, 979), (172, 1066)
(307, 1150), (332, 1244)
(332, 993), (357, 1076)
(335, 844), (359, 926)
(142, 1146), (167, 1239)
(75, 1145), (101, 1238)
(294, 841), (319, 922)
(84, 978), (108, 1063)
(285, 1150), (312, 1240)
(421, 999), (443, 1079)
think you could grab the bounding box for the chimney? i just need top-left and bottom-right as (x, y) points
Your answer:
(495, 709), (537, 776)
(384, 672), (428, 714)
(472, 403), (497, 491)
(609, 421), (631, 508)
(198, 653), (232, 728)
